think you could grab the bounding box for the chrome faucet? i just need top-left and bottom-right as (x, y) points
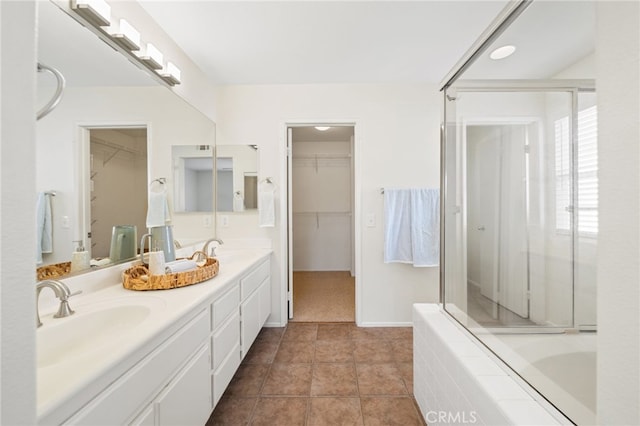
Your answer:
(36, 280), (77, 328)
(202, 238), (224, 257)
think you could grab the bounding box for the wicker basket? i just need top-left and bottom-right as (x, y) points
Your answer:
(37, 262), (72, 281)
(122, 251), (219, 291)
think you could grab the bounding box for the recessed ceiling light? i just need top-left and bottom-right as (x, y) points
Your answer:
(315, 126), (330, 131)
(489, 45), (516, 60)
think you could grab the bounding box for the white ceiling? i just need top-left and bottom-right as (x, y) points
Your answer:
(38, 1), (596, 90)
(138, 1), (510, 85)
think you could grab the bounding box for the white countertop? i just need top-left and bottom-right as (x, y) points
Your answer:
(36, 247), (271, 424)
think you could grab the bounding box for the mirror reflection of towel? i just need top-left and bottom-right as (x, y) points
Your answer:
(146, 191), (171, 228)
(36, 192), (53, 265)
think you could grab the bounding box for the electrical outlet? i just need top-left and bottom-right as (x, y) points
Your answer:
(62, 216), (70, 229)
(366, 213), (376, 227)
(221, 215), (229, 227)
(203, 215), (212, 228)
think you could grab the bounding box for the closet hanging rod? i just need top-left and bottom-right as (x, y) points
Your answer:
(293, 211), (352, 216)
(92, 137), (145, 156)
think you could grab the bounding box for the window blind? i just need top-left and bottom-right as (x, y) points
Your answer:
(554, 105), (598, 235)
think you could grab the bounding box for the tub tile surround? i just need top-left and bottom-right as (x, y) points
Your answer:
(36, 241), (271, 424)
(413, 304), (570, 426)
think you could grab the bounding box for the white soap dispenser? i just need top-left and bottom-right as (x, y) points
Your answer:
(70, 240), (90, 273)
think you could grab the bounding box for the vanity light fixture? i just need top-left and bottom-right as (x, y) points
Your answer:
(489, 45), (516, 60)
(138, 43), (164, 71)
(71, 0), (111, 27)
(69, 0), (181, 86)
(110, 19), (141, 51)
(315, 126), (331, 131)
(158, 62), (181, 86)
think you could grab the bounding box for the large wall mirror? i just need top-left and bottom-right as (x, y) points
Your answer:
(172, 145), (214, 213)
(36, 1), (216, 280)
(216, 145), (259, 213)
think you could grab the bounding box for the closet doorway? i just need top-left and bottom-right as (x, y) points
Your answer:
(287, 125), (356, 322)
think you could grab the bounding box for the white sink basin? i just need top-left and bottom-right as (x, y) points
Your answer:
(37, 296), (165, 369)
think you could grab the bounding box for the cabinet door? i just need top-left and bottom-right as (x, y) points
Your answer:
(130, 404), (154, 426)
(155, 345), (211, 426)
(240, 289), (261, 359)
(259, 277), (271, 325)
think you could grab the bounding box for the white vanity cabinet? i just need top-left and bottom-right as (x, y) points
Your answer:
(65, 308), (211, 426)
(211, 284), (241, 406)
(44, 252), (272, 426)
(240, 259), (271, 358)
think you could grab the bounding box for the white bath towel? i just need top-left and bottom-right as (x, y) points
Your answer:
(36, 192), (53, 265)
(146, 191), (171, 228)
(233, 192), (245, 212)
(259, 185), (275, 228)
(383, 188), (440, 267)
(383, 189), (413, 264)
(410, 188), (440, 267)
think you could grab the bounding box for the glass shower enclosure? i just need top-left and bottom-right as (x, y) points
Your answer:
(439, 1), (597, 424)
(444, 86), (597, 332)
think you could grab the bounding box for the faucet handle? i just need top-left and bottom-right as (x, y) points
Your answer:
(53, 289), (81, 319)
(54, 300), (75, 319)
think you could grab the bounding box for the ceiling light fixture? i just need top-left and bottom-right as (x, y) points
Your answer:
(489, 45), (516, 60)
(315, 126), (330, 131)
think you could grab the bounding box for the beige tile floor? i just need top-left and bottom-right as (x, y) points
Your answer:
(207, 323), (426, 426)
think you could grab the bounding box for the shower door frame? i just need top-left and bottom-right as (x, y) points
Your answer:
(441, 79), (596, 333)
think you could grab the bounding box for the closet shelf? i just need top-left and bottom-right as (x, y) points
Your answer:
(293, 211), (352, 216)
(292, 154), (351, 159)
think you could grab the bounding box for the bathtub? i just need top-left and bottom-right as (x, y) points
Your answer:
(487, 333), (597, 425)
(413, 304), (572, 425)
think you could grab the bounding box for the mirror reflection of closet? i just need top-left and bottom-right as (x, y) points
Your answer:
(89, 128), (148, 259)
(216, 145), (259, 213)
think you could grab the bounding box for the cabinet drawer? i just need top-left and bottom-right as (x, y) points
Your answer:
(213, 342), (241, 407)
(240, 260), (269, 300)
(212, 310), (240, 371)
(155, 345), (211, 426)
(65, 309), (209, 425)
(213, 284), (239, 329)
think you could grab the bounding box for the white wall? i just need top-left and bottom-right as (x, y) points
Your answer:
(0, 1), (37, 423)
(36, 86), (217, 263)
(596, 1), (640, 424)
(215, 83), (441, 326)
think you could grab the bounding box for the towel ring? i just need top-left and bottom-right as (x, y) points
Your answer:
(150, 178), (166, 192)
